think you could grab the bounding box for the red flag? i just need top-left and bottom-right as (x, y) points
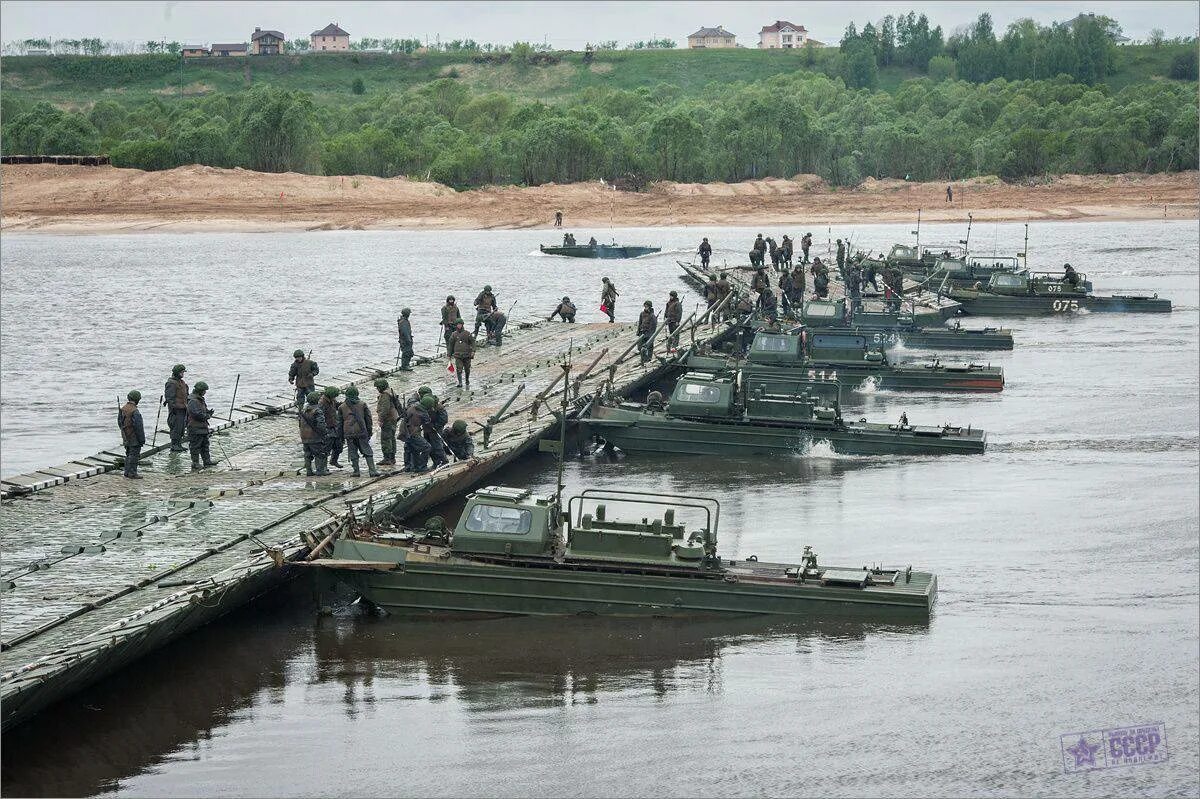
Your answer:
(447, 361), (455, 373)
(600, 303), (608, 314)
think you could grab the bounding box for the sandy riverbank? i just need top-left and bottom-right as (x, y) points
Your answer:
(2, 164), (1196, 234)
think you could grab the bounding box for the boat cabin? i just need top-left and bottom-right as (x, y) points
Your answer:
(801, 298), (917, 330)
(887, 243), (964, 268)
(747, 330), (886, 366)
(984, 270), (1090, 296)
(451, 486), (558, 557)
(666, 371), (841, 424)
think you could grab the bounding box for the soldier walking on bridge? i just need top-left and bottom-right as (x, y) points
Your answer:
(163, 364), (188, 452)
(601, 277), (618, 323)
(440, 296), (462, 354)
(339, 385), (379, 477)
(397, 308), (414, 371)
(698, 237), (712, 268)
(801, 232), (813, 264)
(449, 321), (476, 389)
(299, 392), (330, 476)
(118, 390), (145, 479)
(288, 350), (319, 408)
(186, 381), (216, 471)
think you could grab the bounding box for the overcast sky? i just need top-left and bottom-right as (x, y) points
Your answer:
(1, 1), (1196, 46)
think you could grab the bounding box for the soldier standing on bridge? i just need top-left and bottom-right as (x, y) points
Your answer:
(163, 364), (188, 452)
(299, 392), (330, 476)
(601, 277), (618, 323)
(637, 301), (658, 364)
(374, 378), (402, 467)
(473, 285), (497, 337)
(549, 296), (577, 322)
(402, 394), (433, 472)
(288, 350), (319, 408)
(339, 385), (379, 477)
(118, 390), (145, 479)
(424, 394), (449, 467)
(715, 274), (732, 321)
(781, 234), (794, 267)
(449, 320), (476, 389)
(698, 237), (712, 268)
(319, 386), (344, 468)
(664, 290), (683, 350)
(440, 296), (462, 354)
(397, 308), (414, 371)
(790, 263), (806, 308)
(704, 276), (719, 311)
(186, 381), (216, 471)
(836, 239), (847, 276)
(801, 232), (813, 264)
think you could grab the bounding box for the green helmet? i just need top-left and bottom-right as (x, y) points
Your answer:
(324, 385), (340, 397)
(420, 395), (436, 410)
(194, 381), (208, 392)
(418, 385), (432, 396)
(293, 349), (305, 358)
(374, 378), (389, 390)
(345, 385), (359, 399)
(483, 284), (492, 292)
(127, 390), (141, 402)
(644, 300), (652, 308)
(306, 391), (320, 404)
(172, 364), (186, 376)
(401, 307), (411, 316)
(452, 419), (467, 435)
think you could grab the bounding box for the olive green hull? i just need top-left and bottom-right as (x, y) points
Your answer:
(858, 326), (1014, 351)
(336, 560), (936, 617)
(585, 408), (985, 456)
(686, 359), (1004, 393)
(952, 292), (1172, 315)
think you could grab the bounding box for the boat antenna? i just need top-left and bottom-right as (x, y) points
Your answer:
(912, 209), (921, 251)
(960, 213), (973, 254)
(1021, 223), (1029, 270)
(553, 344), (573, 510)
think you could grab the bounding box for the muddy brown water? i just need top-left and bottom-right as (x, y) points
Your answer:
(0, 221), (1197, 797)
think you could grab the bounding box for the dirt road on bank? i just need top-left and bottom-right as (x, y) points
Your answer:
(2, 164), (1195, 234)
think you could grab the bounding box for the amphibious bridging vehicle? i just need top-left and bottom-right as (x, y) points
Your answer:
(948, 270), (1171, 315)
(541, 243), (661, 259)
(686, 329), (1005, 393)
(583, 373), (985, 457)
(321, 487), (937, 616)
(798, 299), (1014, 351)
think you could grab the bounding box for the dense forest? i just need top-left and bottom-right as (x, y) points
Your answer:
(2, 12), (1196, 188)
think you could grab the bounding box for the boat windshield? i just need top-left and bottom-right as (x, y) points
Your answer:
(753, 335), (793, 352)
(463, 504), (532, 534)
(991, 274), (1026, 289)
(678, 383), (723, 403)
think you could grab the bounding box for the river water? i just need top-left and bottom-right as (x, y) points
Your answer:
(0, 221), (1197, 797)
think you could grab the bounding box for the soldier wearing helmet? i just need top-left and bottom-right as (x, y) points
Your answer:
(186, 380), (216, 471)
(473, 284), (497, 337)
(549, 296), (576, 323)
(163, 364), (189, 452)
(374, 378), (402, 466)
(298, 392), (330, 476)
(319, 385), (344, 468)
(288, 349), (319, 408)
(339, 385), (379, 477)
(118, 390), (145, 479)
(397, 308), (414, 371)
(441, 419), (475, 461)
(440, 296), (462, 353)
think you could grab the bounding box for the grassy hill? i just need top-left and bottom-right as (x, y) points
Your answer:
(2, 43), (1193, 110)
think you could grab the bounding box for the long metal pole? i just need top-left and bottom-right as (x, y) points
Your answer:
(227, 372), (240, 420)
(151, 393), (164, 447)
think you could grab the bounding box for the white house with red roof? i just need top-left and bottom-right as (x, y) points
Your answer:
(758, 20), (810, 49)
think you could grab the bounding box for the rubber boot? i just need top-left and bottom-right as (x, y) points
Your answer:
(315, 455), (330, 476)
(349, 450), (361, 477)
(366, 454), (380, 477)
(304, 452), (315, 476)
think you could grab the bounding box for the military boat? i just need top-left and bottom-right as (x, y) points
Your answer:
(948, 270), (1171, 315)
(541, 242), (661, 259)
(584, 372), (985, 457)
(798, 299), (1013, 351)
(321, 486), (937, 616)
(686, 328), (1005, 393)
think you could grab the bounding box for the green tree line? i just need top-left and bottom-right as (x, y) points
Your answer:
(3, 70), (1195, 186)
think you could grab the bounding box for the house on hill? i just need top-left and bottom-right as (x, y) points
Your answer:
(687, 26), (737, 48)
(758, 20), (809, 49)
(250, 28), (286, 55)
(310, 22), (350, 51)
(211, 42), (248, 57)
(181, 44), (209, 58)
